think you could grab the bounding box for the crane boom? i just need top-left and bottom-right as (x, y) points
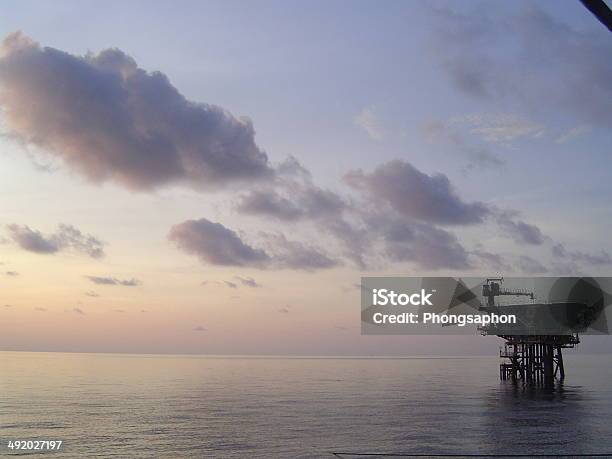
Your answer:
(482, 277), (535, 307)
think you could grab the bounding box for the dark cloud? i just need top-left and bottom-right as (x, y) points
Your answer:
(242, 157), (363, 267)
(236, 189), (303, 221)
(471, 248), (511, 272)
(278, 307), (290, 314)
(7, 223), (105, 258)
(430, 6), (612, 127)
(237, 188), (365, 266)
(234, 276), (261, 288)
(7, 224), (59, 254)
(276, 156), (312, 179)
(551, 243), (567, 258)
(552, 243), (612, 265)
(319, 216), (369, 269)
(233, 157), (488, 271)
(233, 154), (494, 271)
(262, 232), (339, 271)
(167, 145), (553, 272)
(339, 204), (472, 271)
(236, 180), (346, 222)
(169, 218), (338, 271)
(496, 211), (545, 245)
(86, 276), (141, 286)
(168, 218), (270, 267)
(381, 221), (471, 270)
(224, 281), (237, 289)
(516, 255), (548, 274)
(344, 160), (489, 225)
(0, 32), (272, 191)
(236, 158), (355, 267)
(5, 271), (19, 277)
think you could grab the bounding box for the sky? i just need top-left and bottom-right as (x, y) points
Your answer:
(0, 0), (611, 355)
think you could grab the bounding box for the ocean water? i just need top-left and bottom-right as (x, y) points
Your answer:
(1, 352), (612, 458)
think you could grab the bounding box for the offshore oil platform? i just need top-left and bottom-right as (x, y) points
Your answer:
(477, 277), (592, 387)
(363, 275), (610, 387)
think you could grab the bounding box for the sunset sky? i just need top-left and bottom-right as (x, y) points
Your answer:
(1, 0), (611, 354)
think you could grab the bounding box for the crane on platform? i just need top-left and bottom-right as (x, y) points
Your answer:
(481, 277), (535, 308)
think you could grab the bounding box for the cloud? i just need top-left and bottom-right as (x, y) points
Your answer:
(232, 157), (552, 271)
(236, 176), (346, 222)
(471, 248), (511, 271)
(380, 219), (471, 270)
(496, 211), (545, 245)
(550, 262), (582, 276)
(86, 276), (141, 286)
(261, 232), (339, 270)
(276, 156), (312, 179)
(169, 218), (338, 270)
(423, 120), (504, 170)
(7, 224), (59, 254)
(344, 159), (490, 225)
(236, 189), (304, 221)
(234, 157), (509, 271)
(5, 271), (19, 276)
(556, 125), (591, 144)
(168, 218), (270, 267)
(35, 307), (47, 312)
(353, 107), (384, 140)
(55, 224), (105, 258)
(516, 255), (548, 274)
(6, 223), (105, 258)
(552, 243), (612, 265)
(73, 307), (85, 315)
(193, 325), (206, 332)
(84, 291), (100, 297)
(320, 217), (369, 269)
(224, 281), (237, 289)
(234, 276), (261, 288)
(430, 6), (612, 127)
(278, 307), (290, 313)
(0, 32), (272, 191)
(201, 280), (224, 287)
(236, 158), (355, 265)
(450, 114), (545, 143)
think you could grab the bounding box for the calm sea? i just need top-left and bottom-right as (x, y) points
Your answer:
(1, 352), (611, 458)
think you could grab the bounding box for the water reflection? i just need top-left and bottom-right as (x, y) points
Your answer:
(482, 380), (593, 455)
